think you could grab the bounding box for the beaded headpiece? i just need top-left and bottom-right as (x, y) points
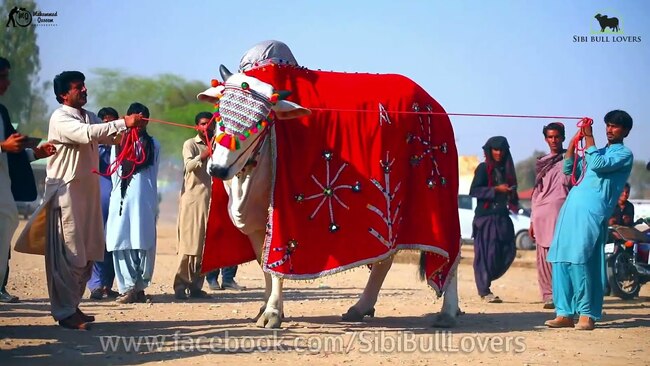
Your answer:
(209, 66), (285, 151)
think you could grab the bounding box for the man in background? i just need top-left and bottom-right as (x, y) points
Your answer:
(530, 122), (571, 310)
(86, 107), (120, 300)
(173, 111), (214, 299)
(608, 183), (635, 227)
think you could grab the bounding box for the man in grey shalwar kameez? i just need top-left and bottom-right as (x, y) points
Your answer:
(17, 71), (144, 329)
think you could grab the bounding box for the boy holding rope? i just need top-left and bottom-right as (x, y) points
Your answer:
(545, 110), (633, 331)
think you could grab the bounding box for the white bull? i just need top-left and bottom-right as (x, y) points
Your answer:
(199, 57), (460, 329)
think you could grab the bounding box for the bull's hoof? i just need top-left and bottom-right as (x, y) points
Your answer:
(253, 305), (284, 322)
(431, 312), (457, 328)
(341, 306), (375, 322)
(253, 305), (266, 322)
(256, 311), (282, 329)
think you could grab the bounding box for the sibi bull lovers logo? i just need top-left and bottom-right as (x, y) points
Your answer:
(573, 12), (641, 43)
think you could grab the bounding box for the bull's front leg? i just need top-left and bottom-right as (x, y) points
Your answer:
(248, 229), (284, 329)
(342, 255), (394, 321)
(431, 267), (460, 328)
(256, 275), (283, 329)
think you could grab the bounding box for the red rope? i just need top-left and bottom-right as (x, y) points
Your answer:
(93, 128), (145, 179)
(144, 117), (215, 156)
(309, 109), (587, 120)
(570, 117), (594, 186)
(129, 112), (594, 183)
(93, 115), (217, 179)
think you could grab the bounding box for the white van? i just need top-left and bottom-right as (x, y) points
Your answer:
(458, 194), (534, 250)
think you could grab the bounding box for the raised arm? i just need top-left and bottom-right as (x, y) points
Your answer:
(49, 111), (126, 144)
(49, 111), (144, 145)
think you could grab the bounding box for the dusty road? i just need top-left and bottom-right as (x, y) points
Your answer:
(1, 218), (648, 366)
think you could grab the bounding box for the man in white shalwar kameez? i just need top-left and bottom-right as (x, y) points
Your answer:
(16, 71), (144, 330)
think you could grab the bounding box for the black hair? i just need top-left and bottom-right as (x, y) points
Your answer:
(0, 57), (10, 70)
(604, 110), (633, 131)
(53, 71), (85, 104)
(543, 122), (565, 139)
(623, 182), (630, 191)
(126, 102), (150, 118)
(194, 111), (213, 125)
(98, 107), (119, 121)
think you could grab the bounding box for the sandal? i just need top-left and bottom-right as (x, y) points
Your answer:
(544, 316), (574, 328)
(481, 293), (503, 303)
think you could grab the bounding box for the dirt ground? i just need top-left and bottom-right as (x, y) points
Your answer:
(1, 213), (649, 366)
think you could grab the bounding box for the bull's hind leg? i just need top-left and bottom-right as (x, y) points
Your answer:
(342, 256), (394, 321)
(248, 229), (284, 329)
(431, 267), (460, 328)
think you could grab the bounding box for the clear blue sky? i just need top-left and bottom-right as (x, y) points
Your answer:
(33, 0), (650, 162)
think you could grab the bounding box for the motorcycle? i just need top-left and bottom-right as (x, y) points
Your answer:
(605, 218), (650, 300)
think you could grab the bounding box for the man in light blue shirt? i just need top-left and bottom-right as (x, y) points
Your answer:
(545, 110), (634, 331)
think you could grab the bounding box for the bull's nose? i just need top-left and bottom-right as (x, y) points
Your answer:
(209, 165), (230, 179)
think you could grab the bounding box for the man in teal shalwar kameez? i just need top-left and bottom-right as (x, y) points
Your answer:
(545, 110), (634, 331)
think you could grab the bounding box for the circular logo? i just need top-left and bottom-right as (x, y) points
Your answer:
(15, 8), (32, 27)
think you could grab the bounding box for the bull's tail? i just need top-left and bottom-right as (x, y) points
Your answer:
(418, 251), (427, 281)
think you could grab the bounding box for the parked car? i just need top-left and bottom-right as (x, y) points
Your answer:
(458, 194), (534, 250)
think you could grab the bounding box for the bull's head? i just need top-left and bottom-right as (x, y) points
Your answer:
(197, 65), (310, 180)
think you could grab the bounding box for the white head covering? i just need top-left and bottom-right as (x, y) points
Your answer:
(238, 40), (299, 72)
(197, 40), (299, 102)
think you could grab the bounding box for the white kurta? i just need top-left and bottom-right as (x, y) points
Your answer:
(105, 139), (160, 252)
(16, 105), (126, 266)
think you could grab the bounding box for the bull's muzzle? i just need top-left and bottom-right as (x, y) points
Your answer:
(209, 165), (230, 180)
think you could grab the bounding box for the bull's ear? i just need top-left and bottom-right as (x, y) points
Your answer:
(272, 100), (311, 120)
(219, 65), (233, 81)
(197, 85), (225, 103)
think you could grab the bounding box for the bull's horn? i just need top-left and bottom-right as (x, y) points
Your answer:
(277, 90), (292, 100)
(219, 65), (233, 81)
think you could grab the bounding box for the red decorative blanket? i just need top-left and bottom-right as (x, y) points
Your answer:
(202, 66), (460, 294)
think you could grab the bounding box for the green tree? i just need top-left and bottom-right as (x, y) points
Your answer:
(89, 69), (212, 158)
(515, 150), (545, 191)
(0, 0), (49, 135)
(629, 160), (650, 199)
